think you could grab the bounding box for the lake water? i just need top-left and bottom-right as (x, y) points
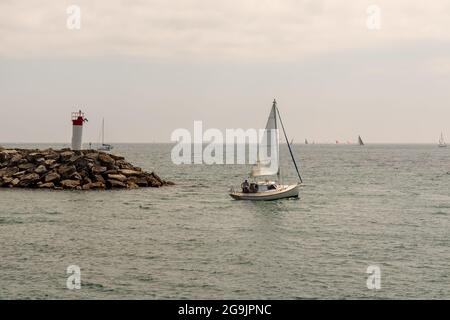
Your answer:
(0, 143), (449, 299)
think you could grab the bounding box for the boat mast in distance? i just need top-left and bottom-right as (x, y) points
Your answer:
(438, 132), (447, 147)
(97, 118), (114, 151)
(358, 135), (364, 146)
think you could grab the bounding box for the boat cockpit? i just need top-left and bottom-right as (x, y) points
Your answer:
(242, 180), (278, 193)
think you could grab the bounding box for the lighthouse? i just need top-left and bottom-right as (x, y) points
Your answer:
(71, 110), (87, 150)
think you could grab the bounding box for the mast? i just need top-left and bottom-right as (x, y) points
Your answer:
(273, 99), (281, 183)
(274, 101), (303, 184)
(102, 118), (105, 145)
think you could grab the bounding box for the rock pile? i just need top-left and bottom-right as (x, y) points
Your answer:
(0, 147), (174, 190)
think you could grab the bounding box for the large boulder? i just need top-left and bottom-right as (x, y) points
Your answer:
(93, 175), (105, 183)
(38, 182), (55, 189)
(35, 165), (47, 174)
(84, 152), (99, 161)
(19, 173), (41, 187)
(109, 154), (125, 161)
(10, 154), (23, 164)
(68, 154), (83, 164)
(27, 153), (45, 163)
(11, 178), (20, 187)
(60, 179), (80, 189)
(127, 181), (139, 189)
(107, 174), (127, 182)
(44, 152), (60, 160)
(119, 169), (142, 176)
(60, 151), (75, 162)
(91, 165), (107, 175)
(146, 173), (162, 187)
(98, 153), (115, 166)
(106, 179), (127, 188)
(18, 163), (34, 171)
(58, 165), (77, 179)
(151, 172), (163, 184)
(13, 171), (26, 177)
(44, 159), (56, 166)
(0, 150), (18, 162)
(35, 158), (46, 165)
(45, 172), (61, 183)
(135, 177), (148, 187)
(0, 166), (19, 178)
(91, 181), (106, 189)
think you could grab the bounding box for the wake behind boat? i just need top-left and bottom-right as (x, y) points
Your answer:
(229, 99), (302, 201)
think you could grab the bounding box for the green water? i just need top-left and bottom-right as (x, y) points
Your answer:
(0, 143), (449, 299)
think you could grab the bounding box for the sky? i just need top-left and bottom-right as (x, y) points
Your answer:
(1, 0), (450, 143)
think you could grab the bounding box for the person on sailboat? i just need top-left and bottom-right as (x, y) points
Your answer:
(249, 183), (258, 193)
(241, 180), (250, 193)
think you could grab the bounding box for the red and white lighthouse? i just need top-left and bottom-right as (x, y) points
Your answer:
(71, 110), (87, 150)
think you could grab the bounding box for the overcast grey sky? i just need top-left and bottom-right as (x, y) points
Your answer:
(1, 0), (450, 143)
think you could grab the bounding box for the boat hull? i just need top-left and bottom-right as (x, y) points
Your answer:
(229, 184), (299, 201)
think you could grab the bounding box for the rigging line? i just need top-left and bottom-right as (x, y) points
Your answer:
(275, 105), (303, 183)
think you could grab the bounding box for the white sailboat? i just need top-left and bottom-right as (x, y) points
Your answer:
(438, 132), (447, 148)
(358, 135), (364, 146)
(97, 118), (113, 151)
(229, 99), (302, 201)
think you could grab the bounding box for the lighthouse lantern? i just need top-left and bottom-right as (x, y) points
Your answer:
(71, 110), (86, 150)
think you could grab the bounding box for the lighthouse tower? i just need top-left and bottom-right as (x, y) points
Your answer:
(71, 110), (87, 150)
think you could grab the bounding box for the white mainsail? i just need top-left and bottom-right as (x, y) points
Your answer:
(250, 101), (280, 177)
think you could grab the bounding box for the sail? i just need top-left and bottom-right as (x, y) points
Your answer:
(305, 139), (308, 144)
(250, 102), (280, 177)
(439, 133), (445, 145)
(358, 135), (364, 146)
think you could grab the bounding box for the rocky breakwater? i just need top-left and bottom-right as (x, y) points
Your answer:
(0, 147), (174, 190)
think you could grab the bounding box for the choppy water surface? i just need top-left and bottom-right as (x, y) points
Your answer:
(0, 143), (449, 299)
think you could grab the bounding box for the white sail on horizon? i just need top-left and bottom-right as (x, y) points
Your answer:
(439, 132), (446, 146)
(358, 135), (364, 146)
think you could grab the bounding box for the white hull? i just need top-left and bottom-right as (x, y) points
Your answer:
(229, 184), (299, 201)
(98, 144), (113, 151)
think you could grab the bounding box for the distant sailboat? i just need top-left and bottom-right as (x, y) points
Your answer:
(358, 135), (364, 146)
(229, 99), (302, 201)
(290, 138), (294, 145)
(305, 139), (308, 145)
(97, 118), (113, 151)
(438, 132), (447, 147)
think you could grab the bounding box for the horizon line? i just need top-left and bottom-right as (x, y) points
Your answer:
(0, 142), (445, 145)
